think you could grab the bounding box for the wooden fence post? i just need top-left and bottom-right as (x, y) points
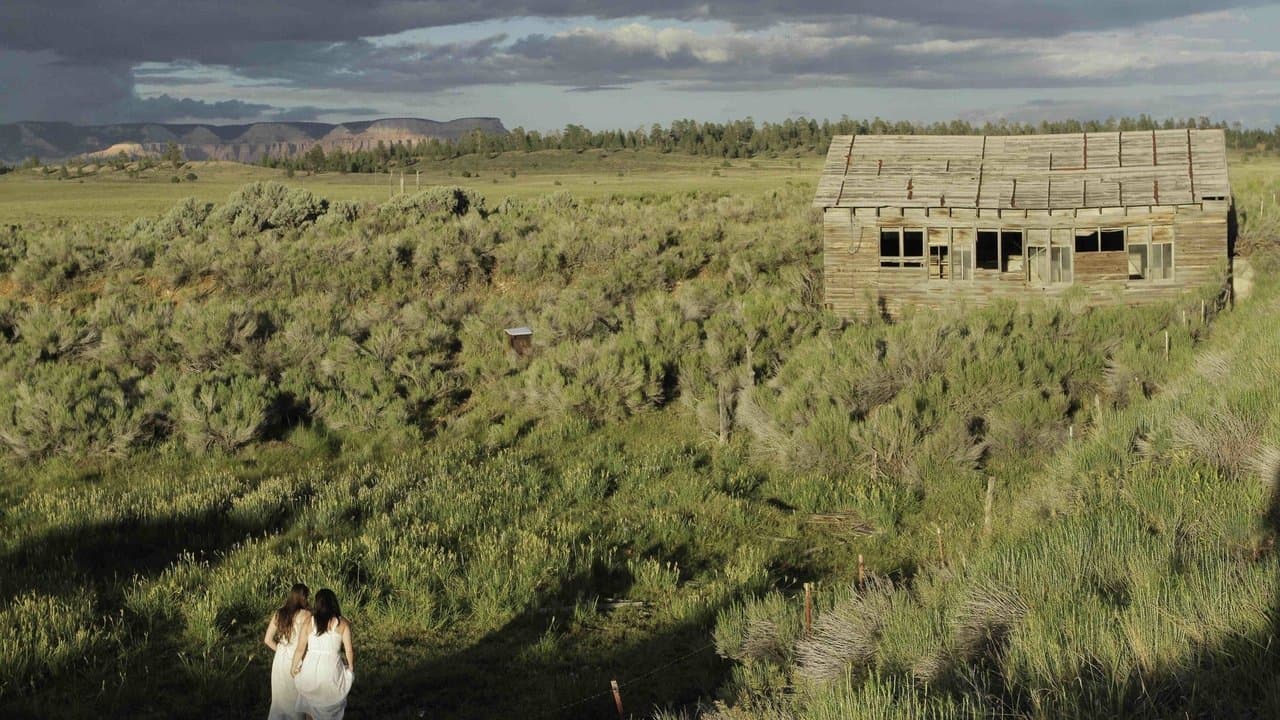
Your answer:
(1164, 330), (1170, 360)
(611, 679), (624, 720)
(857, 554), (866, 589)
(935, 526), (945, 565)
(803, 583), (813, 637)
(982, 477), (995, 537)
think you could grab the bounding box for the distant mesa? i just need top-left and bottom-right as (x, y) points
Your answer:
(90, 143), (159, 159)
(0, 117), (507, 164)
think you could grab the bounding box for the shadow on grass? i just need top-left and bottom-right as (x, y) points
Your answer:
(356, 578), (731, 720)
(0, 513), (734, 720)
(0, 504), (295, 605)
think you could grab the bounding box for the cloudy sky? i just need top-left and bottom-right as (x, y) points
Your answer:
(2, 1), (1280, 129)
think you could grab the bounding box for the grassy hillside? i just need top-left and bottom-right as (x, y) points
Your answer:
(710, 260), (1280, 719)
(0, 156), (1277, 719)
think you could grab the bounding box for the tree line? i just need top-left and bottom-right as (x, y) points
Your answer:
(258, 115), (1280, 174)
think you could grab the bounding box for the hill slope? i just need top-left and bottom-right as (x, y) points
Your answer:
(0, 117), (507, 163)
(0, 171), (1274, 718)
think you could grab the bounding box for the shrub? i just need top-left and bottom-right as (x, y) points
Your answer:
(176, 373), (275, 452)
(376, 186), (485, 227)
(155, 197), (214, 240)
(13, 304), (99, 363)
(11, 228), (110, 295)
(212, 181), (328, 235)
(0, 362), (155, 459)
(795, 580), (896, 683)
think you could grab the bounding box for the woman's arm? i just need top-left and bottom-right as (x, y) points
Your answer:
(263, 615), (278, 652)
(291, 625), (310, 676)
(342, 620), (355, 673)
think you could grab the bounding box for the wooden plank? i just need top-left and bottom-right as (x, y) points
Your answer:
(815, 130), (1229, 211)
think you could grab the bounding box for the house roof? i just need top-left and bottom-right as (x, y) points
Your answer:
(812, 129), (1230, 211)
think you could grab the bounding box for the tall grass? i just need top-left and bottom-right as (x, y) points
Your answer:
(0, 170), (1273, 718)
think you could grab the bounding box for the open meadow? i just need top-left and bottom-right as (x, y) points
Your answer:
(0, 151), (821, 224)
(1, 150), (1280, 719)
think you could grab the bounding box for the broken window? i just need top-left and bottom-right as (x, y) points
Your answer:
(1051, 246), (1073, 283)
(1026, 228), (1049, 284)
(1050, 228), (1073, 283)
(1126, 226), (1149, 279)
(1126, 225), (1174, 281)
(1100, 229), (1125, 252)
(879, 227), (924, 268)
(1074, 229), (1100, 253)
(928, 246), (950, 279)
(927, 228), (950, 280)
(1001, 230), (1024, 273)
(976, 230), (1000, 270)
(1151, 242), (1173, 280)
(1151, 225), (1174, 280)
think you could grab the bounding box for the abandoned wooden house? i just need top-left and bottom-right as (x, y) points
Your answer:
(813, 130), (1232, 317)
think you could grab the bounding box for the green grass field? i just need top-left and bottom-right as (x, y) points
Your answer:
(1, 149), (1279, 719)
(0, 151), (820, 223)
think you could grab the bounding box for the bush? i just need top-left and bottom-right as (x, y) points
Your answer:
(212, 181), (328, 235)
(155, 197), (213, 240)
(377, 186), (485, 227)
(0, 362), (155, 459)
(177, 373), (275, 452)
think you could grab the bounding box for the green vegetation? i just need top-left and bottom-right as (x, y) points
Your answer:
(0, 152), (820, 223)
(0, 151), (1277, 719)
(257, 116), (1280, 176)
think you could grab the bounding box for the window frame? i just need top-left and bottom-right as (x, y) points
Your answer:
(879, 226), (926, 269)
(952, 227), (975, 281)
(1125, 224), (1176, 283)
(1099, 228), (1125, 253)
(1050, 228), (1074, 284)
(1000, 229), (1024, 274)
(975, 228), (1001, 271)
(1025, 228), (1050, 285)
(926, 227), (951, 281)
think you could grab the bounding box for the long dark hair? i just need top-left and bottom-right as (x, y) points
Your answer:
(274, 583), (310, 642)
(312, 588), (343, 635)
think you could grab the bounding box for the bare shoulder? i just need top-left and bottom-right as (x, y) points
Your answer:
(340, 617), (354, 632)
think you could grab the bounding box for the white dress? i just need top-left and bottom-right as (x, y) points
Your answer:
(268, 615), (308, 720)
(294, 620), (354, 719)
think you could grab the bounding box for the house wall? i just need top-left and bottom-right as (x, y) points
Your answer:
(822, 203), (1229, 318)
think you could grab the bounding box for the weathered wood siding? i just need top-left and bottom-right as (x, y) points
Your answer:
(823, 205), (1229, 318)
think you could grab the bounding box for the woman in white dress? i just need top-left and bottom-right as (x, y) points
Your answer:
(291, 588), (355, 720)
(264, 583), (311, 720)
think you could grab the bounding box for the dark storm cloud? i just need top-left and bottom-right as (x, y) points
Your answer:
(166, 20), (1279, 97)
(0, 0), (1266, 66)
(0, 50), (374, 123)
(1, 0), (1274, 123)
